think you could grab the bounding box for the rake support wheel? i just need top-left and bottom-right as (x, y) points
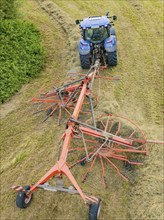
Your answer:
(89, 198), (102, 220)
(80, 155), (86, 166)
(16, 186), (33, 209)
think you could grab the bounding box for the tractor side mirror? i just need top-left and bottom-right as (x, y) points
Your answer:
(75, 20), (80, 25)
(113, 15), (117, 21)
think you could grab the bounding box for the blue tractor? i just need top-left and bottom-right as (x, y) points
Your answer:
(76, 12), (117, 69)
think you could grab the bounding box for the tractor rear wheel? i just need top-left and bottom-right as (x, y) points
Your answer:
(80, 53), (91, 69)
(107, 51), (117, 66)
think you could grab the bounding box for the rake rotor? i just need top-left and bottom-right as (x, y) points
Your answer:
(68, 114), (148, 187)
(32, 78), (98, 125)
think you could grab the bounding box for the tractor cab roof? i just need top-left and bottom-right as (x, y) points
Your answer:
(80, 16), (110, 29)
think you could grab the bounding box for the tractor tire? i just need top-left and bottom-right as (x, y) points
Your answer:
(16, 186), (33, 209)
(107, 51), (117, 66)
(80, 54), (91, 69)
(89, 198), (102, 220)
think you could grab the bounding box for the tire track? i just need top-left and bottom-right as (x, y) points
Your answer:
(38, 0), (80, 70)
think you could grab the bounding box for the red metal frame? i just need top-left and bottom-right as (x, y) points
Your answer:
(27, 64), (133, 203)
(26, 68), (100, 204)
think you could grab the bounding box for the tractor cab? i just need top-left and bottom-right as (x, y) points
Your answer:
(78, 16), (111, 44)
(84, 26), (108, 44)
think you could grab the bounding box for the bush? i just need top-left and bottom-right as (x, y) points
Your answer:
(0, 0), (17, 20)
(0, 20), (44, 103)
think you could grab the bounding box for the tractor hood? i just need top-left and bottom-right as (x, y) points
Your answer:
(80, 16), (110, 29)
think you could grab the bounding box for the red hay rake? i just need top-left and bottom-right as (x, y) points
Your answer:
(12, 60), (164, 219)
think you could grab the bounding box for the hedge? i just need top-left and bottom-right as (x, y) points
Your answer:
(0, 20), (44, 103)
(0, 0), (17, 20)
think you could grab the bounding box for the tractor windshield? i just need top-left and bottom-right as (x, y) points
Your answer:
(85, 26), (108, 44)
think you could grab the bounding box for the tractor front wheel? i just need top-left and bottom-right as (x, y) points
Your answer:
(107, 51), (117, 66)
(16, 186), (33, 209)
(89, 198), (102, 220)
(80, 53), (91, 69)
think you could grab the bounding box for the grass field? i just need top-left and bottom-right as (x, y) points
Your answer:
(0, 0), (163, 220)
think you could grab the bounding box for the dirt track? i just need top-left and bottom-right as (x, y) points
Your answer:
(0, 0), (163, 220)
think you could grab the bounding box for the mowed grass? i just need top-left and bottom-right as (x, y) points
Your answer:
(0, 1), (163, 220)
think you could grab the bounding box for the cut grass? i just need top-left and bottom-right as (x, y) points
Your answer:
(0, 1), (163, 220)
(12, 151), (27, 166)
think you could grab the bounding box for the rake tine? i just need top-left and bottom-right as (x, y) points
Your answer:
(110, 120), (121, 148)
(64, 87), (80, 107)
(109, 153), (127, 159)
(58, 91), (64, 106)
(42, 105), (58, 122)
(43, 115), (50, 123)
(82, 155), (97, 183)
(99, 155), (107, 189)
(33, 103), (56, 115)
(69, 152), (94, 169)
(64, 107), (72, 117)
(58, 106), (62, 126)
(105, 115), (110, 132)
(108, 119), (114, 133)
(109, 153), (144, 165)
(103, 156), (129, 182)
(33, 109), (45, 115)
(100, 120), (105, 129)
(113, 128), (137, 149)
(128, 129), (136, 139)
(112, 147), (147, 154)
(115, 121), (121, 136)
(114, 128), (136, 149)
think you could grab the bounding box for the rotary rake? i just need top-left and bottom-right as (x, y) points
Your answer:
(32, 77), (98, 125)
(12, 60), (163, 220)
(68, 114), (148, 186)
